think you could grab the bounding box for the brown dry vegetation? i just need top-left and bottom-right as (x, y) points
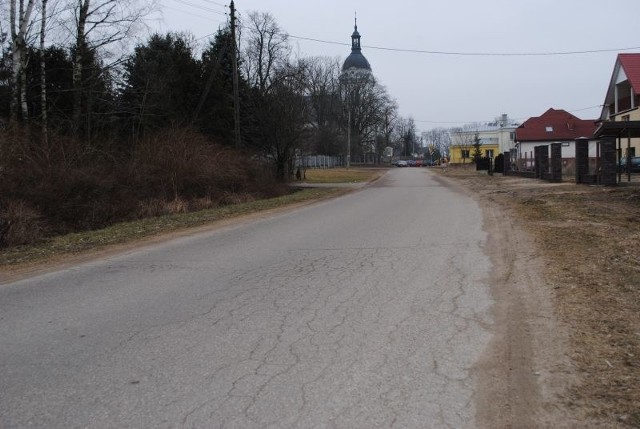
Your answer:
(0, 127), (287, 247)
(303, 167), (381, 183)
(443, 168), (640, 427)
(0, 167), (382, 276)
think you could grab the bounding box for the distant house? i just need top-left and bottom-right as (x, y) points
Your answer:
(514, 108), (598, 173)
(598, 53), (640, 158)
(449, 114), (519, 164)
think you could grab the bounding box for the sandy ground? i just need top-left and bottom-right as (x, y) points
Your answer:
(436, 173), (585, 428)
(440, 168), (640, 428)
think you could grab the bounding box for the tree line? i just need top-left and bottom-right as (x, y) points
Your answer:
(0, 2), (419, 166)
(0, 1), (423, 246)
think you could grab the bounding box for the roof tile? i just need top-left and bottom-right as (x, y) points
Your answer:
(618, 53), (640, 93)
(516, 108), (597, 141)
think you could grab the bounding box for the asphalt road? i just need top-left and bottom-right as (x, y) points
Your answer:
(0, 168), (494, 429)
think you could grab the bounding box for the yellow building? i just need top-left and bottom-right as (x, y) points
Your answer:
(448, 117), (517, 164)
(448, 143), (500, 164)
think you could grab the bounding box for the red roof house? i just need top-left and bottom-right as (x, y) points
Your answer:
(516, 108), (597, 142)
(596, 53), (640, 160)
(514, 109), (598, 170)
(601, 53), (640, 121)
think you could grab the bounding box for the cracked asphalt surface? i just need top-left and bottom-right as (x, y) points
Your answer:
(0, 168), (494, 428)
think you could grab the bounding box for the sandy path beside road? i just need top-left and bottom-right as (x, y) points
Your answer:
(438, 170), (619, 428)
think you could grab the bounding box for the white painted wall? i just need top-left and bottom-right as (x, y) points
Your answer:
(517, 140), (599, 159)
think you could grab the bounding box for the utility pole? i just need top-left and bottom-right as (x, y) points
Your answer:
(347, 107), (351, 169)
(230, 0), (241, 148)
(40, 0), (49, 150)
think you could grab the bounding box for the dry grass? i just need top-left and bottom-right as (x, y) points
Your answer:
(443, 169), (640, 427)
(303, 167), (384, 183)
(0, 167), (380, 268)
(0, 188), (344, 268)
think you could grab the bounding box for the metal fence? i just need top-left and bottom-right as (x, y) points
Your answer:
(295, 155), (345, 169)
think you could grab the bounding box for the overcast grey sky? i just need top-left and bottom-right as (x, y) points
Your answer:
(153, 0), (640, 131)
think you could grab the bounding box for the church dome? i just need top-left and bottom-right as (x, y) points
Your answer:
(342, 21), (372, 73)
(343, 51), (371, 72)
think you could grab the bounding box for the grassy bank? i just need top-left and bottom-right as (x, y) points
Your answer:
(0, 188), (343, 268)
(1, 168), (384, 269)
(303, 167), (384, 183)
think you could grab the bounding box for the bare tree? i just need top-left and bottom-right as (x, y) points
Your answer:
(451, 123), (480, 164)
(390, 116), (418, 159)
(422, 127), (451, 162)
(61, 0), (156, 137)
(304, 56), (342, 154)
(403, 117), (418, 157)
(375, 100), (398, 162)
(241, 10), (290, 96)
(256, 59), (309, 181)
(340, 71), (393, 160)
(9, 0), (36, 123)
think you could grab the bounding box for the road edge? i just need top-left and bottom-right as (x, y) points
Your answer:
(432, 171), (578, 427)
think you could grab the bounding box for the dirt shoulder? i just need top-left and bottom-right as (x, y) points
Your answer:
(438, 168), (640, 428)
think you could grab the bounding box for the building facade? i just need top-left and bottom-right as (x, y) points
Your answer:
(448, 114), (518, 164)
(599, 53), (640, 158)
(514, 108), (598, 173)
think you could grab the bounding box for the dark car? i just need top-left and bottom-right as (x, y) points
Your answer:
(619, 157), (640, 173)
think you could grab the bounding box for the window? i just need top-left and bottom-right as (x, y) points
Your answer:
(622, 114), (630, 122)
(485, 149), (494, 158)
(510, 132), (515, 141)
(545, 126), (553, 132)
(461, 150), (470, 158)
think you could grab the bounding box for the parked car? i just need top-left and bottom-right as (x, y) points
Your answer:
(395, 160), (408, 167)
(619, 157), (640, 173)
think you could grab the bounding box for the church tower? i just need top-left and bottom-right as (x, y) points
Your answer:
(342, 16), (372, 73)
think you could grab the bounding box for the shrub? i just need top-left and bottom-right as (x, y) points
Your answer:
(0, 125), (287, 246)
(0, 200), (48, 247)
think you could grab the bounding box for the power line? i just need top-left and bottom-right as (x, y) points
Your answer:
(161, 0), (228, 38)
(199, 0), (229, 7)
(163, 5), (219, 21)
(171, 0), (227, 16)
(413, 105), (604, 128)
(569, 104), (604, 112)
(195, 31), (220, 41)
(286, 34), (640, 57)
(165, 2), (639, 57)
